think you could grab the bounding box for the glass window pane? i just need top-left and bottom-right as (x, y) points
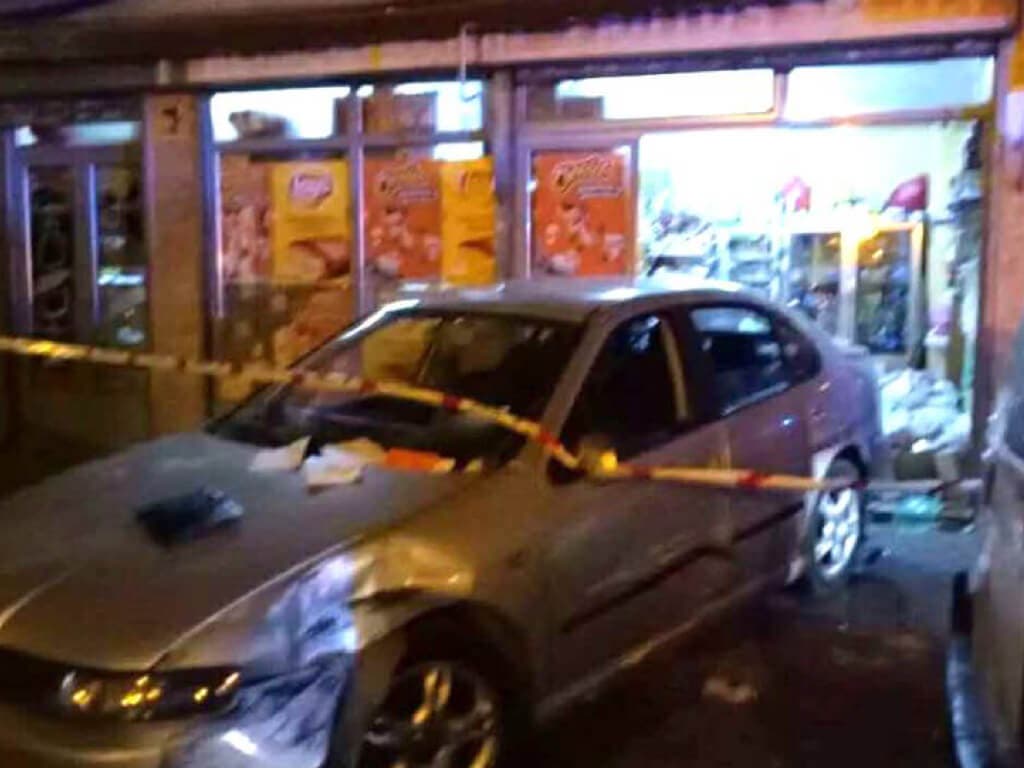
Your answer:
(691, 306), (788, 413)
(529, 70), (775, 122)
(28, 167), (76, 341)
(96, 166), (147, 348)
(211, 86), (352, 142)
(216, 152), (355, 399)
(564, 314), (679, 456)
(785, 58), (993, 120)
(359, 81), (484, 134)
(432, 141), (485, 162)
(15, 121), (140, 148)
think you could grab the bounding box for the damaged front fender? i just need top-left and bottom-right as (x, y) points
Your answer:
(155, 535), (476, 767)
(159, 533), (476, 673)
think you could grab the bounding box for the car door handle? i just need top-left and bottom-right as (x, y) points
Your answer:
(810, 407), (827, 422)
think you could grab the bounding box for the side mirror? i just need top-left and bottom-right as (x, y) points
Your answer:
(578, 434), (620, 478)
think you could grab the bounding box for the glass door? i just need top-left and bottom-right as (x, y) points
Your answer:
(20, 147), (146, 347)
(8, 140), (151, 457)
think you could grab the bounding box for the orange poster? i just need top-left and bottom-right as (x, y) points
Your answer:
(533, 151), (631, 277)
(365, 157), (443, 282)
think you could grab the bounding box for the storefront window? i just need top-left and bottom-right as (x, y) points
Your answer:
(15, 121), (141, 148)
(211, 86), (352, 142)
(528, 69), (775, 122)
(217, 151), (354, 379)
(359, 81), (484, 134)
(784, 58), (993, 120)
(211, 80), (494, 399)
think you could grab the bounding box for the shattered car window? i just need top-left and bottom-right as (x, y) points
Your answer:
(213, 310), (581, 466)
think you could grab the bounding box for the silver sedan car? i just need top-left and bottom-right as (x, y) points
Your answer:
(0, 279), (881, 768)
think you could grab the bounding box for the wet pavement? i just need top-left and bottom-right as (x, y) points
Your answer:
(536, 523), (979, 768)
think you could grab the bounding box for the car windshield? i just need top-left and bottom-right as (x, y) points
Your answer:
(213, 308), (582, 467)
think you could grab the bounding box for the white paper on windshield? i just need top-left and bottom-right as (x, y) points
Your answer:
(334, 437), (387, 464)
(302, 445), (372, 489)
(250, 437), (311, 473)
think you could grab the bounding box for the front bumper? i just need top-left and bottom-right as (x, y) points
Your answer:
(0, 662), (348, 768)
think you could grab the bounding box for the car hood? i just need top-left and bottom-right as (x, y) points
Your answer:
(0, 433), (473, 671)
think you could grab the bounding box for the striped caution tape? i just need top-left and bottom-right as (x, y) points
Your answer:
(0, 335), (856, 493)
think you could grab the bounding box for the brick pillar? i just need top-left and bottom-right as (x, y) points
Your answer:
(974, 43), (1024, 448)
(143, 93), (207, 435)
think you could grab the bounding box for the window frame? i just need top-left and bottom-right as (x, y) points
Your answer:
(557, 310), (699, 461)
(682, 301), (796, 419)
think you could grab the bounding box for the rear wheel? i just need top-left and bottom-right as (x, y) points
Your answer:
(804, 457), (864, 592)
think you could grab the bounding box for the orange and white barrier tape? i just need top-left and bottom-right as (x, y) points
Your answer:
(0, 335), (856, 493)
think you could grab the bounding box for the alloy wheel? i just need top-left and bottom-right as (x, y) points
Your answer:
(361, 662), (501, 768)
(813, 486), (861, 580)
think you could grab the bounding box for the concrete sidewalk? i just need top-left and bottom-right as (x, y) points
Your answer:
(536, 524), (977, 767)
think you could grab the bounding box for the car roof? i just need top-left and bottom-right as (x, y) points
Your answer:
(393, 276), (749, 324)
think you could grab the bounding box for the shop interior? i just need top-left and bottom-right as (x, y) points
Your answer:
(524, 58), (991, 478)
(637, 121), (982, 475)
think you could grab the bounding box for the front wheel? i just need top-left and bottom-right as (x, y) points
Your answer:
(803, 458), (864, 592)
(358, 659), (504, 768)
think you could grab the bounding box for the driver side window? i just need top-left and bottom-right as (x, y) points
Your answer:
(562, 314), (686, 460)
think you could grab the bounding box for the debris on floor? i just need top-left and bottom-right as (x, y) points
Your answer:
(701, 676), (759, 705)
(881, 370), (968, 454)
(870, 492), (945, 525)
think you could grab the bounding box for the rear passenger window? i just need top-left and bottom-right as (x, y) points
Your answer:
(691, 306), (789, 414)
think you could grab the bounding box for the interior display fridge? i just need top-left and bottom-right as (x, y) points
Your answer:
(784, 218), (926, 362)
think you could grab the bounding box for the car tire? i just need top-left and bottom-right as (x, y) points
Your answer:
(802, 457), (865, 593)
(342, 619), (525, 768)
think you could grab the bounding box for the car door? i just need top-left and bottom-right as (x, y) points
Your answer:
(541, 311), (733, 691)
(685, 304), (811, 588)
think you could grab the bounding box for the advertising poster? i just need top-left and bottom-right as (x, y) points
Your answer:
(220, 155), (272, 282)
(270, 160), (351, 284)
(217, 159), (354, 402)
(441, 158), (497, 286)
(365, 156), (443, 282)
(533, 151), (632, 277)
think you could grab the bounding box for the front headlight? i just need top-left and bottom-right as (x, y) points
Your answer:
(58, 667), (241, 721)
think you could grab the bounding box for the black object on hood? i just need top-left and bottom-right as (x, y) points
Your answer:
(136, 486), (244, 547)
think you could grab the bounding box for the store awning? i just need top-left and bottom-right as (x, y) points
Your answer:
(0, 0), (815, 63)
